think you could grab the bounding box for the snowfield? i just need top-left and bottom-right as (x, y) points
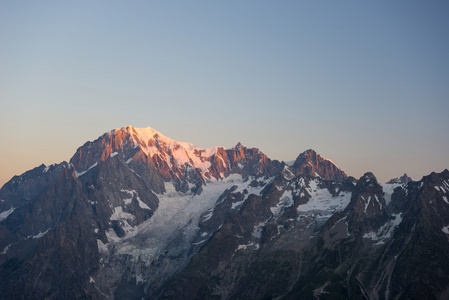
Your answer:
(297, 179), (351, 218)
(101, 174), (244, 267)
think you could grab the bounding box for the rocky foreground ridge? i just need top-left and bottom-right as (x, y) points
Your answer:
(0, 126), (448, 299)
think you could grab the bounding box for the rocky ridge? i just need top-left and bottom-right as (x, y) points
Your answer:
(70, 126), (283, 194)
(0, 126), (447, 300)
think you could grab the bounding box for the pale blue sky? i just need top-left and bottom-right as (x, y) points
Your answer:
(1, 1), (448, 186)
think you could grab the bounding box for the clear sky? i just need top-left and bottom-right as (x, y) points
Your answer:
(1, 1), (448, 186)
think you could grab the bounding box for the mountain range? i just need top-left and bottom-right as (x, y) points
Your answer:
(1, 126), (448, 299)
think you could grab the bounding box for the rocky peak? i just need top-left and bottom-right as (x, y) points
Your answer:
(387, 173), (413, 184)
(343, 172), (389, 236)
(291, 149), (347, 182)
(229, 142), (247, 160)
(68, 126), (284, 193)
(234, 142), (243, 151)
(70, 126), (138, 171)
(357, 172), (378, 186)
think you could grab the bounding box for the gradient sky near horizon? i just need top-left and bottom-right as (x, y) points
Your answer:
(1, 1), (448, 186)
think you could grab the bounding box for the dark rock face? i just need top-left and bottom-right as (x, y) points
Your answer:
(285, 170), (449, 300)
(0, 162), (71, 213)
(292, 149), (347, 182)
(0, 174), (103, 299)
(152, 172), (344, 299)
(344, 172), (390, 234)
(0, 126), (448, 300)
(153, 170), (449, 300)
(0, 153), (162, 299)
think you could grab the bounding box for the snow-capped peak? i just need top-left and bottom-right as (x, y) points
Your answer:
(70, 126), (283, 188)
(113, 126), (224, 176)
(119, 126), (218, 159)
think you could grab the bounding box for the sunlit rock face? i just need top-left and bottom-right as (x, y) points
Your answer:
(1, 126), (448, 300)
(292, 149), (348, 182)
(69, 126), (283, 194)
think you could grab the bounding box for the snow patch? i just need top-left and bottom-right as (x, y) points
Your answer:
(434, 185), (448, 193)
(192, 239), (208, 246)
(1, 245), (11, 255)
(0, 207), (15, 222)
(442, 225), (449, 235)
(43, 163), (55, 173)
(374, 195), (382, 209)
(364, 196), (371, 213)
(110, 206), (135, 222)
(331, 216), (347, 230)
(97, 239), (108, 253)
(76, 162), (98, 177)
(110, 152), (118, 158)
(231, 199), (245, 210)
(297, 179), (351, 220)
(202, 209), (214, 222)
(362, 231), (379, 242)
(123, 196), (133, 205)
(233, 176), (271, 196)
(137, 196), (151, 210)
(270, 190), (294, 218)
(120, 189), (151, 210)
(443, 196), (449, 205)
(363, 213), (403, 245)
(204, 147), (219, 157)
(235, 242), (258, 252)
(252, 221), (267, 239)
(380, 183), (402, 206)
(443, 180), (449, 190)
(282, 165), (296, 180)
(32, 228), (50, 239)
(136, 273), (146, 285)
(105, 228), (122, 243)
